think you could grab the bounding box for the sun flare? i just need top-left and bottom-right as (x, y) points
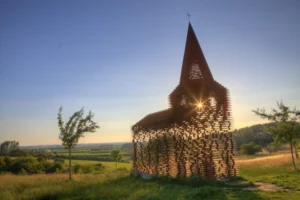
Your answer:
(197, 103), (203, 108)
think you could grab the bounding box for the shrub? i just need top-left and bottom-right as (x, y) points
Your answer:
(0, 157), (7, 171)
(81, 165), (95, 173)
(4, 156), (12, 166)
(94, 163), (105, 172)
(240, 142), (262, 155)
(73, 164), (82, 174)
(37, 154), (47, 163)
(45, 161), (65, 173)
(19, 168), (28, 175)
(9, 149), (28, 157)
(10, 157), (45, 174)
(73, 163), (105, 174)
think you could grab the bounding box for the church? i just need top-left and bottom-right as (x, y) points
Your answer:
(132, 23), (237, 179)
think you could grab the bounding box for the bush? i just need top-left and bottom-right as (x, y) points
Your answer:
(240, 142), (262, 155)
(73, 163), (105, 174)
(94, 163), (105, 172)
(45, 161), (65, 173)
(0, 157), (7, 171)
(10, 157), (45, 174)
(0, 156), (106, 175)
(73, 164), (82, 174)
(36, 154), (47, 163)
(4, 156), (12, 166)
(9, 149), (28, 157)
(19, 168), (28, 175)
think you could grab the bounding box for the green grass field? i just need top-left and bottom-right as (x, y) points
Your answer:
(1, 153), (300, 200)
(70, 159), (132, 170)
(52, 149), (131, 156)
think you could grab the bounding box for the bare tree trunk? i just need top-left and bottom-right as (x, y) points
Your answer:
(294, 144), (299, 159)
(69, 148), (72, 180)
(290, 141), (297, 170)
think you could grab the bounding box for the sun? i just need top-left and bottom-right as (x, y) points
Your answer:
(197, 103), (203, 108)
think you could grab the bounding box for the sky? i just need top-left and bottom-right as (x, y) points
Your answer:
(0, 0), (299, 146)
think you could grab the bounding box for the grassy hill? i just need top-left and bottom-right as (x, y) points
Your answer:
(233, 123), (275, 150)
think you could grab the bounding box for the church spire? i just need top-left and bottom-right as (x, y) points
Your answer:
(179, 23), (214, 85)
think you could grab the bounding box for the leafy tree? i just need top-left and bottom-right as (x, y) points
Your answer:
(240, 142), (262, 155)
(0, 141), (19, 155)
(57, 107), (100, 180)
(110, 149), (122, 170)
(271, 140), (281, 153)
(37, 154), (47, 163)
(10, 149), (28, 157)
(293, 139), (300, 159)
(253, 101), (300, 170)
(266, 141), (281, 154)
(266, 144), (273, 154)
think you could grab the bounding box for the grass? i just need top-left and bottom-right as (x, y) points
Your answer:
(70, 159), (132, 170)
(1, 153), (300, 200)
(235, 153), (300, 199)
(52, 149), (131, 156)
(0, 173), (244, 200)
(51, 149), (132, 163)
(237, 153), (300, 189)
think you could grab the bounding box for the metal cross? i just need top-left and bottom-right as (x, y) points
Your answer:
(187, 13), (191, 21)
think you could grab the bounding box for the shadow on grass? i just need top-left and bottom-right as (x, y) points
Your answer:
(35, 175), (263, 200)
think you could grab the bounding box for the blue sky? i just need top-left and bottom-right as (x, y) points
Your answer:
(0, 0), (299, 145)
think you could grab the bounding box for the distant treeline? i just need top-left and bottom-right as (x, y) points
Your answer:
(53, 155), (131, 163)
(0, 156), (106, 175)
(233, 123), (275, 150)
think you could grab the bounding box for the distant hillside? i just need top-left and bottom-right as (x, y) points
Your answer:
(120, 123), (276, 151)
(19, 123), (275, 151)
(233, 123), (275, 149)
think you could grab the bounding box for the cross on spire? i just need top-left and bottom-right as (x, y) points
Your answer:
(187, 13), (191, 21)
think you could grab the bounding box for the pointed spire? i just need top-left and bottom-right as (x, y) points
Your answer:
(179, 23), (214, 85)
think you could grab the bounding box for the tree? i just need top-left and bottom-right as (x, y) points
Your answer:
(240, 142), (262, 155)
(57, 107), (100, 180)
(253, 101), (300, 170)
(293, 140), (300, 159)
(110, 149), (122, 170)
(266, 141), (281, 154)
(0, 141), (19, 155)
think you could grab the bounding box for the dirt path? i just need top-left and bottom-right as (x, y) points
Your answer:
(243, 182), (288, 191)
(225, 181), (289, 191)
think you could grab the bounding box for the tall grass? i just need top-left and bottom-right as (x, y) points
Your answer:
(0, 172), (228, 200)
(1, 153), (300, 200)
(237, 153), (300, 175)
(237, 153), (300, 191)
(0, 173), (116, 200)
